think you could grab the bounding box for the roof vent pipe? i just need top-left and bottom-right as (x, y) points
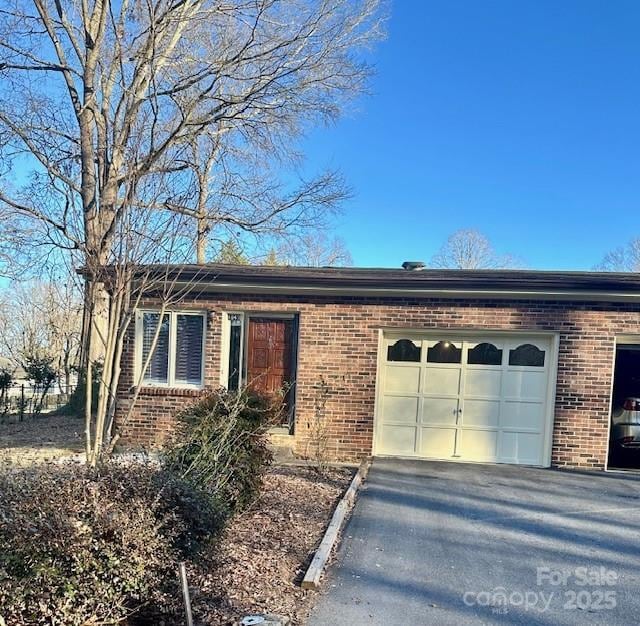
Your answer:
(402, 261), (426, 271)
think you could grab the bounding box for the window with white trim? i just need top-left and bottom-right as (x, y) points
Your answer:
(137, 310), (205, 387)
(227, 313), (244, 391)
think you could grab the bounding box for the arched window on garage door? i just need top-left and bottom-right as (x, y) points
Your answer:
(509, 343), (546, 367)
(387, 339), (421, 362)
(427, 340), (462, 364)
(467, 342), (503, 366)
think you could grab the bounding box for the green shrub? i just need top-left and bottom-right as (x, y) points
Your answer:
(0, 367), (12, 393)
(22, 355), (57, 416)
(163, 388), (277, 513)
(61, 363), (101, 416)
(0, 367), (12, 417)
(0, 462), (222, 625)
(159, 470), (226, 556)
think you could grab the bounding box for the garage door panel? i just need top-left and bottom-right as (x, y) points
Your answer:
(499, 431), (518, 462)
(382, 396), (419, 424)
(458, 429), (498, 461)
(503, 370), (546, 400)
(501, 400), (544, 430)
(378, 424), (417, 455)
(499, 432), (543, 465)
(463, 399), (500, 428)
(464, 369), (502, 397)
(385, 365), (421, 393)
(514, 433), (544, 465)
(421, 397), (458, 425)
(424, 367), (460, 395)
(420, 427), (456, 457)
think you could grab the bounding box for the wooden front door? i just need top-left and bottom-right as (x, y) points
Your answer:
(246, 317), (293, 397)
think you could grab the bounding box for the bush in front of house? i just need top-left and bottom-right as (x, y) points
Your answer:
(0, 462), (223, 625)
(163, 387), (279, 513)
(0, 389), (276, 625)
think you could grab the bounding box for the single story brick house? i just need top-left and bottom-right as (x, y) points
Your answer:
(115, 263), (640, 470)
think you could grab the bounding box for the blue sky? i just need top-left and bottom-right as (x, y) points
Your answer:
(301, 0), (640, 270)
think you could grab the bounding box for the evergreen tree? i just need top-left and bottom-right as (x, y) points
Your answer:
(213, 240), (249, 265)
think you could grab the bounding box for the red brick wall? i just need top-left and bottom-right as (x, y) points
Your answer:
(114, 294), (640, 469)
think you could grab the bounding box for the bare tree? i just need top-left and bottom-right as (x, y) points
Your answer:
(270, 232), (353, 266)
(595, 238), (640, 272)
(430, 229), (522, 270)
(0, 0), (386, 365)
(79, 194), (208, 463)
(167, 135), (353, 263)
(0, 280), (82, 390)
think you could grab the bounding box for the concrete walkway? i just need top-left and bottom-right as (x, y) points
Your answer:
(307, 459), (640, 625)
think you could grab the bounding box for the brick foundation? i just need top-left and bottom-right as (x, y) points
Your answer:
(114, 294), (640, 469)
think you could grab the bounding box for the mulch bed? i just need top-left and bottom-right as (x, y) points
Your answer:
(190, 465), (352, 625)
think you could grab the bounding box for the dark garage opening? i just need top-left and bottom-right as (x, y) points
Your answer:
(608, 343), (640, 470)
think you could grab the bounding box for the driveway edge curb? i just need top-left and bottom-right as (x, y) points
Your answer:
(301, 457), (371, 590)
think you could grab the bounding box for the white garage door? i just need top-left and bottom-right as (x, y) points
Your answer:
(375, 333), (556, 466)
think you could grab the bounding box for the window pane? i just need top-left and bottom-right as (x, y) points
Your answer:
(142, 313), (169, 384)
(427, 341), (462, 364)
(509, 344), (545, 367)
(228, 325), (242, 390)
(387, 339), (421, 362)
(175, 314), (204, 385)
(467, 343), (503, 365)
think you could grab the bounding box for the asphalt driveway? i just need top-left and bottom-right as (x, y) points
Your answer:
(307, 459), (640, 625)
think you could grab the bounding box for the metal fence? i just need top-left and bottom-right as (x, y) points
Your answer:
(0, 382), (75, 421)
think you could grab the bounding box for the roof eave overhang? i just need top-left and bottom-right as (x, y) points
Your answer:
(140, 279), (640, 303)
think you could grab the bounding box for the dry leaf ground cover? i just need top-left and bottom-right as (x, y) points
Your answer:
(0, 413), (83, 464)
(190, 465), (353, 625)
(0, 416), (353, 624)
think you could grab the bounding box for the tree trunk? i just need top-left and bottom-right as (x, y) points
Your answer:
(196, 213), (208, 264)
(80, 278), (109, 367)
(91, 281), (110, 364)
(85, 357), (92, 461)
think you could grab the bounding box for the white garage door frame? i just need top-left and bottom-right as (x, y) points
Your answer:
(372, 328), (560, 467)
